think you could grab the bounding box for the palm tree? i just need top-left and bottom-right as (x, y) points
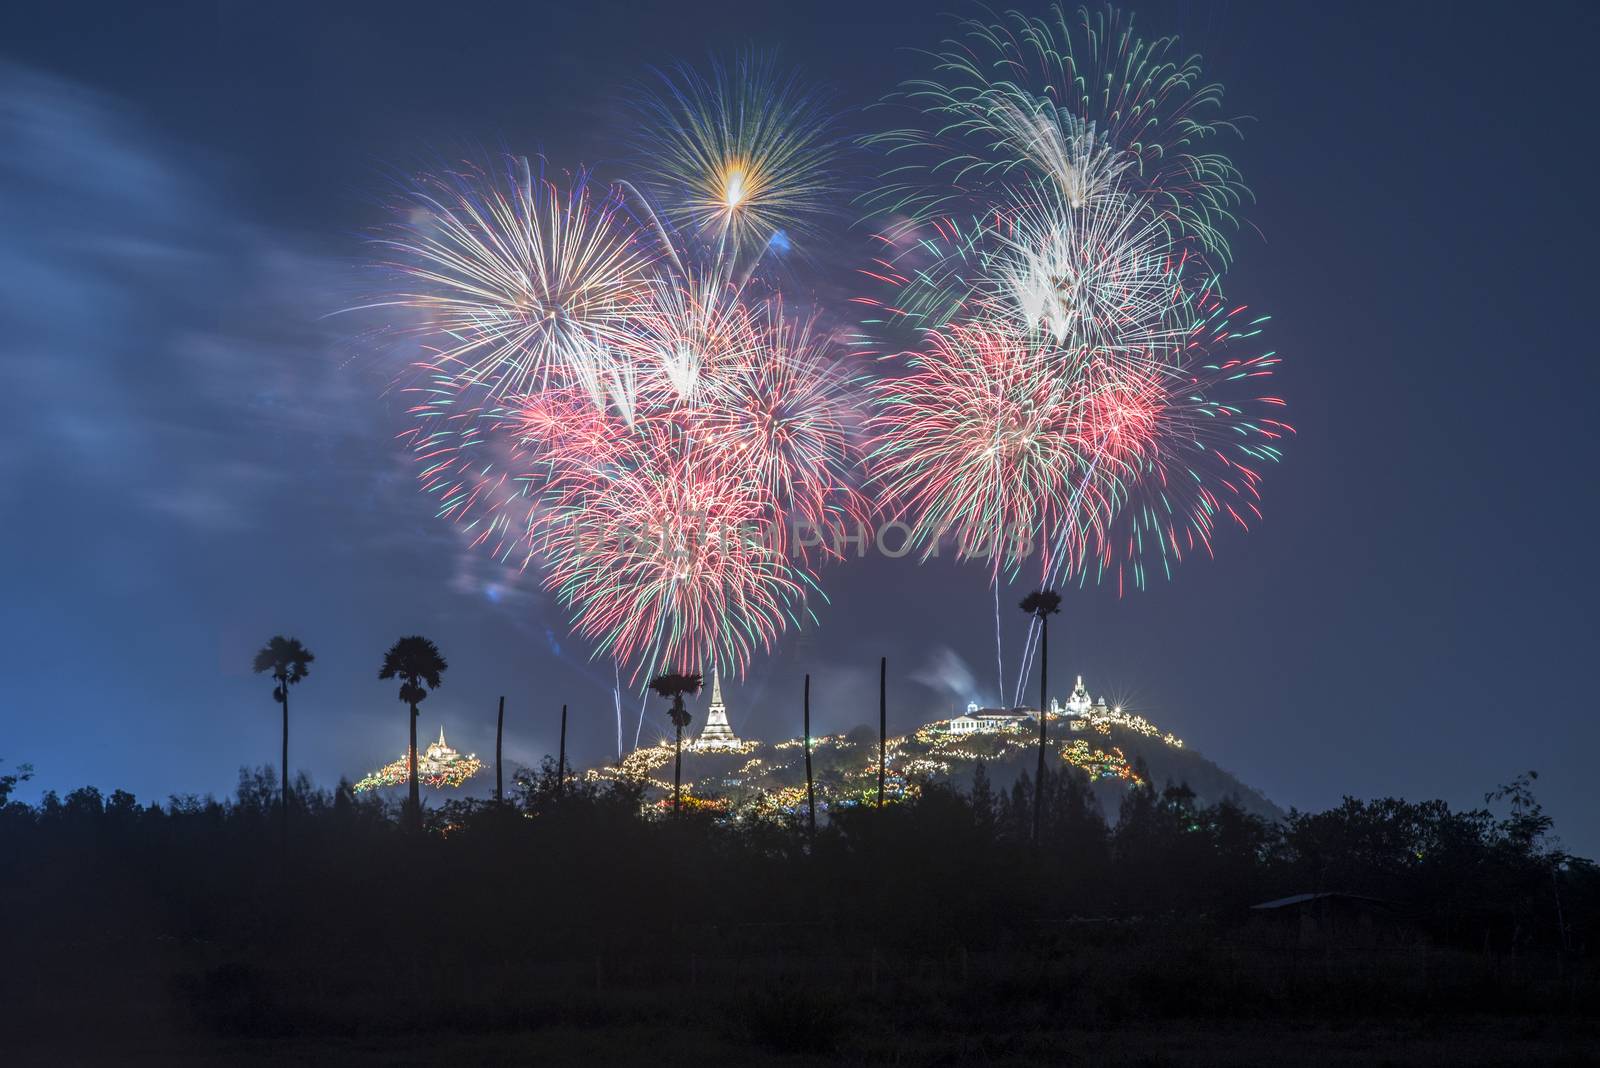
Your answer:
(1020, 589), (1062, 844)
(648, 672), (703, 814)
(379, 636), (448, 833)
(251, 636), (314, 856)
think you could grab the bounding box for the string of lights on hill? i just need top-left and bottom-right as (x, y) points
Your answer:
(353, 728), (484, 792)
(583, 692), (1188, 816)
(345, 678), (1199, 819)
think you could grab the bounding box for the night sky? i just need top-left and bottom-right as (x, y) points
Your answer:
(4, 1), (1596, 854)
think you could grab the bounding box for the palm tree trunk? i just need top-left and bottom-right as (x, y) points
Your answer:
(804, 674), (815, 838)
(1032, 618), (1048, 844)
(408, 701), (420, 832)
(495, 695), (505, 804)
(280, 681), (289, 862)
(877, 656), (886, 808)
(673, 721), (683, 814)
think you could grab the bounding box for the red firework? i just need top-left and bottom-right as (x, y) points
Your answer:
(533, 420), (807, 679)
(868, 319), (1097, 576)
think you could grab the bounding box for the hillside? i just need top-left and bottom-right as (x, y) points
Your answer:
(587, 701), (1280, 824)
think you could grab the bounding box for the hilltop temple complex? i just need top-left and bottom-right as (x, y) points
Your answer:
(354, 725), (485, 792)
(947, 675), (1181, 747)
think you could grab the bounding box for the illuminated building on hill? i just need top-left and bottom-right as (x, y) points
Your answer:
(1065, 675), (1093, 716)
(354, 726), (484, 792)
(691, 668), (744, 750)
(949, 704), (1031, 734)
(943, 675), (1181, 747)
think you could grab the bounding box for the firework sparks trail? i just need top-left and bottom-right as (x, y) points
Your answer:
(1011, 445), (1106, 707)
(993, 582), (1006, 705)
(613, 660), (625, 759)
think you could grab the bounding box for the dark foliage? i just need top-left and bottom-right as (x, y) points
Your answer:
(1018, 589), (1062, 619)
(251, 635), (314, 692)
(2, 758), (1594, 1062)
(377, 635), (447, 701)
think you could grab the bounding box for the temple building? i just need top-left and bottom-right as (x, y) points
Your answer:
(949, 702), (1031, 734)
(418, 726), (467, 778)
(692, 668), (744, 749)
(946, 675), (1105, 735)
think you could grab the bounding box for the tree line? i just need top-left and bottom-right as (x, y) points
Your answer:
(3, 752), (1592, 958)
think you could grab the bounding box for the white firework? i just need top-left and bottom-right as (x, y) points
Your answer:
(994, 184), (1187, 358)
(621, 270), (758, 405)
(377, 158), (658, 407)
(986, 102), (1131, 210)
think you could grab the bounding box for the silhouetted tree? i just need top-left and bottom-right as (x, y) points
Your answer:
(378, 636), (448, 833)
(0, 759), (32, 806)
(648, 672), (702, 813)
(998, 772), (1032, 842)
(251, 635), (314, 856)
(970, 760), (995, 837)
(1019, 589), (1061, 843)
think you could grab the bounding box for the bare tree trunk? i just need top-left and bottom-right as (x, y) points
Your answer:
(495, 695), (505, 804)
(804, 674), (815, 838)
(558, 703), (568, 801)
(408, 701), (420, 833)
(1032, 618), (1048, 845)
(878, 656), (887, 808)
(280, 680), (289, 862)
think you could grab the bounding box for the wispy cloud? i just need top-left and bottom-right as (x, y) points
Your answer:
(0, 62), (392, 536)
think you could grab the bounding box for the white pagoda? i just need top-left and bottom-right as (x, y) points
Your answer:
(1065, 675), (1093, 716)
(693, 668), (743, 749)
(418, 726), (465, 778)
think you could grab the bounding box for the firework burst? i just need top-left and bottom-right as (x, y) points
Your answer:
(527, 290), (865, 680)
(868, 3), (1247, 260)
(1072, 294), (1294, 594)
(994, 186), (1190, 355)
(385, 196), (865, 680)
(375, 158), (658, 406)
(868, 319), (1095, 575)
(621, 270), (759, 404)
(533, 427), (814, 680)
(633, 54), (840, 272)
(361, 9), (1291, 704)
(858, 184), (1192, 365)
(696, 301), (870, 559)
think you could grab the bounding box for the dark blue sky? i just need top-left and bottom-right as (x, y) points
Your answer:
(4, 1), (1597, 853)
